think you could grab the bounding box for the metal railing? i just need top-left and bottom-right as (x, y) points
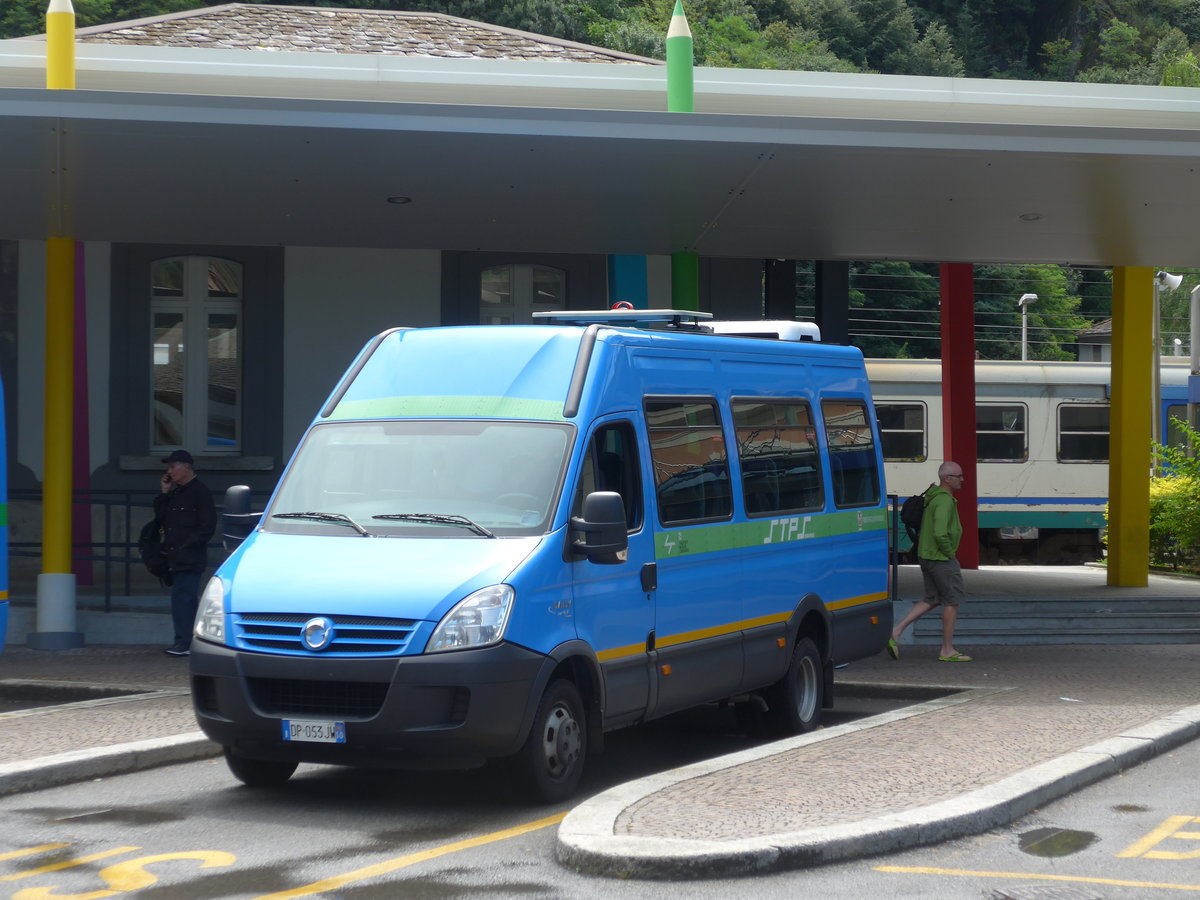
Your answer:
(7, 489), (267, 611)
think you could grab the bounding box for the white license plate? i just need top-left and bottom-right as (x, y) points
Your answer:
(282, 719), (346, 744)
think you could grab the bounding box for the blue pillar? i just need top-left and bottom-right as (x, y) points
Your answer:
(608, 255), (649, 309)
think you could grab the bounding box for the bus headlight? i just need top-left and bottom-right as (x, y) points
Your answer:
(194, 577), (227, 644)
(427, 584), (514, 653)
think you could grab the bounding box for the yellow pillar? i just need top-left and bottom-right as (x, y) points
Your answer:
(46, 0), (76, 90)
(33, 0), (82, 648)
(1108, 266), (1152, 587)
(42, 238), (74, 575)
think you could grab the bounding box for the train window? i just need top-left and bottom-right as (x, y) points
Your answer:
(977, 404), (1027, 462)
(1059, 404), (1109, 462)
(1166, 405), (1188, 450)
(822, 399), (881, 508)
(732, 399), (824, 516)
(646, 398), (733, 524)
(875, 403), (927, 462)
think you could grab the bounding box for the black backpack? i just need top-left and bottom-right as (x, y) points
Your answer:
(138, 517), (171, 581)
(900, 486), (933, 545)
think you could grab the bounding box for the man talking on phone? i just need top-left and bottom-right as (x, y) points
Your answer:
(154, 449), (216, 656)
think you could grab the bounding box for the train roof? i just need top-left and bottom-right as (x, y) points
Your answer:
(865, 357), (1190, 387)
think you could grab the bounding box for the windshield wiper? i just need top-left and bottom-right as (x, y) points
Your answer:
(373, 513), (496, 538)
(272, 511), (372, 536)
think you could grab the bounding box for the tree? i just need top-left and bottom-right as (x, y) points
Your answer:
(846, 261), (942, 358)
(973, 264), (1089, 361)
(1, 0), (195, 39)
(1039, 37), (1080, 81)
(905, 20), (965, 76)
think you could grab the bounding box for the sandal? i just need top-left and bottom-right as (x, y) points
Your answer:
(886, 638), (900, 660)
(938, 653), (972, 662)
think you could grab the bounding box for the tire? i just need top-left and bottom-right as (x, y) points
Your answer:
(224, 749), (298, 787)
(741, 637), (824, 739)
(512, 679), (587, 804)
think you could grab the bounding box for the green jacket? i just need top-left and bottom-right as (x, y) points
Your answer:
(917, 483), (961, 561)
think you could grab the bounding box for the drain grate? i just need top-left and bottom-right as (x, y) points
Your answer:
(992, 886), (1105, 900)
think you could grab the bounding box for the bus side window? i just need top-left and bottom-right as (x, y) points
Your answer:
(822, 399), (881, 508)
(646, 398), (732, 525)
(731, 398), (824, 515)
(573, 422), (642, 530)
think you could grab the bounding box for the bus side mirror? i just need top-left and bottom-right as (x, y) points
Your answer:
(222, 484), (260, 553)
(570, 491), (628, 564)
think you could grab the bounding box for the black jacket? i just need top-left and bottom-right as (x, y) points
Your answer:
(153, 477), (217, 574)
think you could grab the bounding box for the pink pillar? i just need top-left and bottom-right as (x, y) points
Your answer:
(939, 263), (979, 570)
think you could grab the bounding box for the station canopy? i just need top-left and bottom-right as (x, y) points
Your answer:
(3, 15), (1200, 267)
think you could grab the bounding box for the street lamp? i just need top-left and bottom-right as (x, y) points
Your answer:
(1018, 293), (1038, 361)
(1153, 271), (1183, 449)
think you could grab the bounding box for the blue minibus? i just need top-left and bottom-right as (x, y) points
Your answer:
(190, 310), (891, 800)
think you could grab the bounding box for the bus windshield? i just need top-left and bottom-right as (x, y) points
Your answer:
(266, 419), (574, 537)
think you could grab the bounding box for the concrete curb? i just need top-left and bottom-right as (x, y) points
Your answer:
(0, 732), (221, 796)
(556, 698), (1200, 880)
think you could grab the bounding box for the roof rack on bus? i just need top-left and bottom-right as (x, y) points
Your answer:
(532, 308), (713, 329)
(706, 320), (822, 342)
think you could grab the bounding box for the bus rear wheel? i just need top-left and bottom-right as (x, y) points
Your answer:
(512, 679), (586, 804)
(740, 637), (823, 739)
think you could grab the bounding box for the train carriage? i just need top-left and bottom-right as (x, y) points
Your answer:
(867, 358), (1190, 564)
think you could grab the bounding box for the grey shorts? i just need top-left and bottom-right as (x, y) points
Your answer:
(918, 557), (965, 608)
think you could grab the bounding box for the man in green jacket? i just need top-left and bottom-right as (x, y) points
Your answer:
(887, 460), (970, 662)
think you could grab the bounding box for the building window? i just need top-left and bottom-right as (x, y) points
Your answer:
(732, 399), (823, 515)
(977, 404), (1026, 462)
(480, 264), (565, 324)
(150, 256), (242, 452)
(822, 400), (881, 508)
(1058, 404), (1108, 462)
(875, 402), (927, 462)
(646, 398), (732, 524)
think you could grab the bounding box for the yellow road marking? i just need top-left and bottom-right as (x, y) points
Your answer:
(0, 848), (140, 881)
(876, 864), (1200, 892)
(1119, 816), (1200, 859)
(250, 812), (567, 900)
(0, 847), (69, 864)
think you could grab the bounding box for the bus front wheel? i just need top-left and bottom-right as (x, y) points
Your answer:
(223, 749), (298, 787)
(512, 679), (587, 803)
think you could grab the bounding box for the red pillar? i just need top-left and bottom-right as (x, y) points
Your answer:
(939, 263), (979, 569)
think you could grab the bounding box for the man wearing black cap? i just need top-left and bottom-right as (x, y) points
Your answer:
(154, 449), (217, 656)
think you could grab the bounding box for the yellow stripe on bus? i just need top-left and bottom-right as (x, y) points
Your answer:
(825, 591), (889, 611)
(595, 592), (887, 660)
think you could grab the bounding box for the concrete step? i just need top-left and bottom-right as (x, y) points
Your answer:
(907, 596), (1200, 644)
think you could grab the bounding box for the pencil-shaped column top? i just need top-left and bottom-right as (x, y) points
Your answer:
(46, 0), (76, 90)
(666, 0), (694, 113)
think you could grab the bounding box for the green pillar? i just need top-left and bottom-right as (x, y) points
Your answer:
(666, 1), (698, 310)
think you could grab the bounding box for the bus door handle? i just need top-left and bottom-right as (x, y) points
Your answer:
(641, 563), (657, 593)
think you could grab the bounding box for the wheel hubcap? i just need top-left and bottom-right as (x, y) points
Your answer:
(796, 654), (818, 721)
(541, 703), (581, 779)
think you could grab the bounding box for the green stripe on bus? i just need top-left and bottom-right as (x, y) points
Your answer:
(0, 503), (6, 527)
(655, 507), (887, 559)
(329, 396), (568, 422)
